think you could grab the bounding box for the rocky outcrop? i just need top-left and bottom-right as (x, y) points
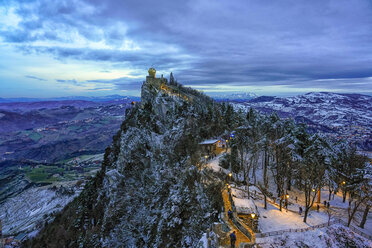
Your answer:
(27, 73), (224, 248)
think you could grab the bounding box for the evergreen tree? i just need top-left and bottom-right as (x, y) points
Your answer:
(296, 134), (329, 223)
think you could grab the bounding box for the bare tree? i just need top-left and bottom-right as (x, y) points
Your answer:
(326, 209), (333, 226)
(359, 203), (370, 229)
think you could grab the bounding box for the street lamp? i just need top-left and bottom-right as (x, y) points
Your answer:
(342, 181), (346, 185)
(286, 194), (289, 199)
(205, 155), (208, 159)
(251, 213), (256, 219)
(312, 189), (316, 192)
(228, 172), (232, 178)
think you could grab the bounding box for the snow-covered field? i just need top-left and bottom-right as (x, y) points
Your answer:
(0, 183), (80, 236)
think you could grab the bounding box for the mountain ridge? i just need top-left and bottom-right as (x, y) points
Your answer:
(0, 95), (140, 103)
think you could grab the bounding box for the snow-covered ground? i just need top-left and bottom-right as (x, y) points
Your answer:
(0, 182), (80, 236)
(204, 153), (228, 174)
(250, 153), (372, 235)
(231, 186), (329, 232)
(205, 152), (372, 247)
(281, 186), (372, 235)
(256, 198), (329, 232)
(256, 224), (372, 248)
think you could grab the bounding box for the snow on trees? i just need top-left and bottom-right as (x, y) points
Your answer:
(295, 134), (330, 223)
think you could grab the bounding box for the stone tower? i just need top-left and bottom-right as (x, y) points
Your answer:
(148, 67), (156, 78)
(145, 67), (167, 89)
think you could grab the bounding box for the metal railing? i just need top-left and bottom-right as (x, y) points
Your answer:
(255, 219), (372, 240)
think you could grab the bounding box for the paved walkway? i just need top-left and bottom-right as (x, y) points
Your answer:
(204, 153), (252, 247)
(222, 188), (251, 247)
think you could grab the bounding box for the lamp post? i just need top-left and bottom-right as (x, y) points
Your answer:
(285, 194), (289, 209)
(317, 187), (321, 203)
(341, 181), (346, 202)
(251, 213), (257, 232)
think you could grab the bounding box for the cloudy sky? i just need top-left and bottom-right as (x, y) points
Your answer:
(1, 0), (371, 97)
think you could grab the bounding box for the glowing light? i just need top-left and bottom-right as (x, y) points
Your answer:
(251, 213), (256, 219)
(228, 173), (232, 177)
(312, 189), (315, 192)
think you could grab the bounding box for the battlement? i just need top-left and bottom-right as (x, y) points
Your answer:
(142, 68), (193, 105)
(146, 76), (167, 89)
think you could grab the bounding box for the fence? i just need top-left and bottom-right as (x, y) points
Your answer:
(337, 219), (372, 240)
(255, 219), (372, 240)
(255, 220), (337, 238)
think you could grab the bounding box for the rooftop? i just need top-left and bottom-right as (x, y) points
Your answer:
(199, 139), (219, 145)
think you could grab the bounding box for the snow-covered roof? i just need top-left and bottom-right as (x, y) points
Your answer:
(199, 139), (219, 145)
(234, 198), (258, 215)
(231, 188), (259, 215)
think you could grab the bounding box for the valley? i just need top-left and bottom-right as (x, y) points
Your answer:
(0, 97), (136, 237)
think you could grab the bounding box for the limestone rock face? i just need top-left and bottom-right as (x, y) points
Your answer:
(141, 76), (176, 121)
(28, 74), (222, 248)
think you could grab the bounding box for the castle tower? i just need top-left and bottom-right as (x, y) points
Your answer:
(148, 67), (156, 78)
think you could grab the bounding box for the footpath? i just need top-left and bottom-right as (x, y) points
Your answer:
(221, 188), (251, 247)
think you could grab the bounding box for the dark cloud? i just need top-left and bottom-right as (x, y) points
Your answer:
(2, 0), (372, 94)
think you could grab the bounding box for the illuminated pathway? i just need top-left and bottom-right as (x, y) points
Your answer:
(221, 188), (252, 247)
(204, 154), (254, 247)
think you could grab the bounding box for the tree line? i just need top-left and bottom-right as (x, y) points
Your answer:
(220, 107), (370, 227)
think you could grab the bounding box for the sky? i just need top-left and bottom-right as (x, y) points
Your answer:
(0, 0), (372, 98)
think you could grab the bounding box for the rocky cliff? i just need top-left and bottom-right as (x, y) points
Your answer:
(26, 75), (225, 247)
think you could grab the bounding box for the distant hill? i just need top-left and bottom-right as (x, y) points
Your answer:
(0, 95), (140, 103)
(211, 92), (258, 102)
(0, 98), (135, 162)
(235, 92), (372, 151)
